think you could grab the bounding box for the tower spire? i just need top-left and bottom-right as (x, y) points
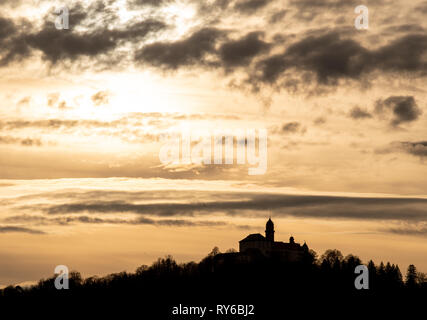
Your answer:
(265, 218), (274, 242)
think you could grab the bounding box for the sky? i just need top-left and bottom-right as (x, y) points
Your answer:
(1, 0), (427, 287)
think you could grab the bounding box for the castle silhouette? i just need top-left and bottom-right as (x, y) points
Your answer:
(239, 218), (308, 261)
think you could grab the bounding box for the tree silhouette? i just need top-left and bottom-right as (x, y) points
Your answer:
(406, 264), (418, 289)
(320, 249), (343, 266)
(208, 246), (221, 256)
(0, 247), (425, 317)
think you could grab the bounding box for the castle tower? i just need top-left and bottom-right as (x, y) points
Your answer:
(265, 218), (275, 242)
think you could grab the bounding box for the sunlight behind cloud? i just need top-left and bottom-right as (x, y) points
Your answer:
(164, 1), (197, 37)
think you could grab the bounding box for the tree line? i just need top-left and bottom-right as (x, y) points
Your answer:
(0, 246), (425, 316)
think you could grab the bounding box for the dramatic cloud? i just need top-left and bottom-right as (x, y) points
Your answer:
(254, 32), (369, 86)
(219, 32), (270, 69)
(251, 32), (427, 91)
(1, 0), (427, 285)
(1, 2), (426, 94)
(0, 16), (30, 65)
(1, 1), (167, 66)
(375, 96), (422, 126)
(27, 192), (427, 222)
(26, 26), (115, 64)
(0, 17), (17, 41)
(372, 34), (427, 74)
(25, 19), (166, 64)
(135, 27), (225, 69)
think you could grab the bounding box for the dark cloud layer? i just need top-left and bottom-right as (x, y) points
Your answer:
(31, 192), (427, 222)
(0, 17), (31, 65)
(0, 1), (167, 66)
(128, 0), (174, 8)
(385, 223), (427, 237)
(5, 190), (427, 236)
(0, 226), (45, 234)
(3, 214), (232, 228)
(290, 0), (359, 9)
(375, 96), (422, 126)
(0, 17), (16, 41)
(219, 32), (270, 69)
(234, 0), (272, 14)
(389, 141), (427, 158)
(135, 27), (225, 69)
(1, 2), (427, 94)
(255, 32), (370, 85)
(252, 32), (427, 91)
(25, 19), (166, 64)
(26, 26), (114, 64)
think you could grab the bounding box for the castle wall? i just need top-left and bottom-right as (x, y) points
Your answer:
(272, 248), (304, 262)
(239, 240), (272, 256)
